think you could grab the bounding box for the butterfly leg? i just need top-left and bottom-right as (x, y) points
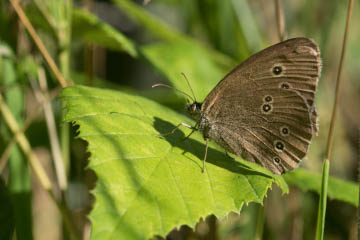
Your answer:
(181, 129), (196, 142)
(181, 122), (199, 141)
(157, 122), (195, 137)
(202, 138), (209, 173)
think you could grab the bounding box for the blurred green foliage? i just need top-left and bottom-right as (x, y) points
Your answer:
(0, 0), (359, 240)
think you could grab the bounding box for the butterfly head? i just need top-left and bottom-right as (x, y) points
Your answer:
(186, 101), (202, 120)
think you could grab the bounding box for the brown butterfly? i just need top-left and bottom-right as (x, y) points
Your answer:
(154, 37), (321, 175)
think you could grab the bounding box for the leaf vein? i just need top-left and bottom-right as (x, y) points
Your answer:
(91, 156), (159, 167)
(108, 146), (172, 239)
(205, 170), (218, 213)
(244, 175), (261, 201)
(166, 157), (192, 222)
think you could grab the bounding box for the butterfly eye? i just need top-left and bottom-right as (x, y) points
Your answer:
(274, 140), (285, 152)
(262, 104), (272, 113)
(264, 95), (273, 102)
(273, 157), (281, 164)
(273, 66), (282, 75)
(280, 126), (290, 136)
(280, 82), (290, 89)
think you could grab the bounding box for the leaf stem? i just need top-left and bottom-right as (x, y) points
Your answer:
(58, 0), (73, 177)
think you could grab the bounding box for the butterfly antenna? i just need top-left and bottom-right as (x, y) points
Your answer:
(181, 72), (197, 102)
(152, 83), (195, 102)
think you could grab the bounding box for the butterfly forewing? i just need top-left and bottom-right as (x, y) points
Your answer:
(201, 38), (321, 174)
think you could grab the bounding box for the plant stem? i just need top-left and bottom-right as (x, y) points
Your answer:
(0, 94), (81, 240)
(255, 204), (264, 240)
(0, 87), (60, 173)
(59, 0), (73, 175)
(9, 0), (68, 87)
(324, 0), (353, 161)
(0, 94), (52, 190)
(315, 159), (329, 240)
(274, 0), (286, 41)
(35, 68), (67, 189)
(315, 0), (354, 239)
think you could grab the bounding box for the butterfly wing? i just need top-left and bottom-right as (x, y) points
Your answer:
(202, 38), (321, 174)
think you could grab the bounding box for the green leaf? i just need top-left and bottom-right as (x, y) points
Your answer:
(284, 169), (359, 207)
(185, 0), (251, 60)
(141, 41), (229, 101)
(231, 0), (263, 52)
(113, 0), (182, 42)
(25, 2), (56, 38)
(71, 8), (138, 57)
(60, 85), (287, 240)
(113, 0), (236, 68)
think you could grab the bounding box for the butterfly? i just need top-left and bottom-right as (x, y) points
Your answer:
(154, 37), (321, 175)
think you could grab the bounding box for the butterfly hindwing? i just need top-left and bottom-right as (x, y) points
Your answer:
(201, 38), (321, 174)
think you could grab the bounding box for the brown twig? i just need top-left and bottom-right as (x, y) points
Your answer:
(274, 0), (286, 41)
(9, 0), (69, 88)
(325, 0), (354, 162)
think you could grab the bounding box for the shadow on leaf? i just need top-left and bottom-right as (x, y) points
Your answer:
(153, 117), (272, 178)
